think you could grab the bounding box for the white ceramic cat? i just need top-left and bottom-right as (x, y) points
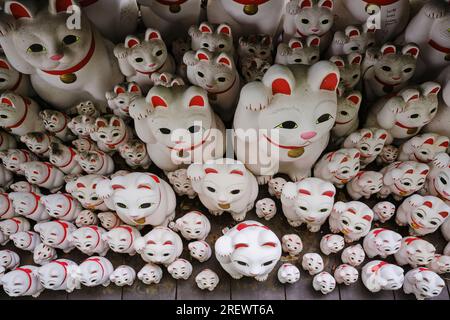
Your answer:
(329, 53), (362, 91)
(117, 139), (151, 170)
(281, 234), (303, 257)
(361, 260), (404, 293)
(396, 194), (449, 236)
(170, 210), (210, 241)
(110, 265), (136, 287)
(341, 244), (365, 267)
(372, 201), (396, 223)
(278, 263), (301, 284)
(106, 82), (142, 119)
(68, 115), (96, 138)
(233, 62), (339, 183)
(275, 36), (320, 65)
(398, 133), (449, 163)
(196, 269), (219, 291)
(268, 177), (286, 199)
(114, 28), (175, 92)
(76, 150), (115, 176)
(34, 220), (76, 253)
(0, 192), (14, 220)
(346, 171), (384, 200)
(329, 201), (374, 242)
(320, 234), (345, 255)
(98, 211), (122, 230)
(0, 250), (20, 270)
(255, 198), (277, 221)
(301, 252), (324, 275)
(137, 263), (163, 285)
(1, 265), (43, 297)
(91, 115), (132, 153)
(0, 92), (44, 135)
(331, 90), (362, 139)
(394, 236), (436, 268)
(0, 0), (123, 111)
(10, 231), (40, 252)
(65, 174), (108, 211)
(72, 137), (99, 153)
(281, 177), (336, 231)
(130, 83), (226, 172)
(103, 225), (140, 256)
(166, 168), (196, 199)
(75, 256), (114, 287)
(48, 142), (82, 175)
(240, 57), (271, 83)
(334, 264), (358, 286)
(20, 132), (60, 158)
(33, 243), (58, 266)
(423, 153), (450, 205)
(427, 254), (450, 274)
(74, 209), (98, 227)
(167, 258), (192, 280)
(0, 129), (16, 152)
(403, 267), (445, 300)
(0, 54), (31, 96)
(312, 272), (336, 294)
(215, 220), (282, 281)
(69, 225), (109, 257)
(9, 191), (50, 222)
(327, 24), (376, 57)
(188, 22), (235, 55)
(0, 217), (30, 237)
(188, 240), (212, 263)
(376, 145), (399, 166)
(363, 228), (402, 258)
(39, 109), (75, 142)
(188, 158), (258, 222)
(343, 128), (388, 167)
(96, 172), (176, 227)
(20, 161), (65, 192)
(38, 259), (79, 292)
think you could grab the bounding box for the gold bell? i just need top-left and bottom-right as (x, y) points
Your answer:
(288, 147), (304, 158)
(169, 4), (181, 13)
(243, 4), (258, 15)
(60, 73), (77, 84)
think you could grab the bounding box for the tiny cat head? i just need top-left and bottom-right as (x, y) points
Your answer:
(188, 22), (234, 54)
(238, 34), (273, 62)
(276, 36), (320, 65)
(330, 53), (362, 90)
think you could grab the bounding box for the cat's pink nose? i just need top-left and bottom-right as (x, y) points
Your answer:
(50, 54), (64, 61)
(301, 131), (317, 140)
(311, 28), (320, 33)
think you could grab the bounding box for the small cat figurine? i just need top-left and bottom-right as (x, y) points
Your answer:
(326, 24), (376, 57)
(188, 22), (235, 55)
(20, 161), (65, 193)
(0, 0), (124, 111)
(71, 100), (101, 118)
(184, 49), (240, 122)
(68, 115), (96, 138)
(331, 91), (362, 141)
(90, 115), (133, 153)
(114, 28), (175, 92)
(39, 109), (75, 142)
(118, 139), (151, 169)
(106, 82), (142, 119)
(72, 137), (99, 153)
(275, 36), (320, 66)
(329, 53), (362, 92)
(0, 55), (32, 96)
(75, 150), (115, 176)
(343, 128), (389, 168)
(65, 174), (108, 211)
(166, 168), (196, 199)
(48, 142), (82, 175)
(20, 132), (61, 158)
(0, 149), (37, 175)
(238, 34), (273, 64)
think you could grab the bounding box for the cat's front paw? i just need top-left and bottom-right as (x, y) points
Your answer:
(182, 51), (198, 66)
(286, 0), (300, 15)
(288, 220), (302, 227)
(256, 175), (273, 185)
(231, 211), (246, 222)
(254, 274), (268, 282)
(307, 225), (321, 233)
(423, 1), (446, 19)
(332, 32), (346, 45)
(129, 99), (151, 120)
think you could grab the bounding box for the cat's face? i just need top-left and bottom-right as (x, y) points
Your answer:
(356, 171), (383, 194)
(374, 44), (418, 85)
(293, 0), (334, 37)
(167, 259), (192, 280)
(72, 138), (96, 152)
(105, 227), (134, 253)
(21, 133), (50, 155)
(10, 192), (41, 215)
(409, 201), (448, 233)
(68, 115), (95, 137)
(1, 150), (27, 172)
(238, 34), (272, 61)
(189, 23), (234, 54)
(380, 145), (398, 163)
(10, 231), (36, 249)
(0, 93), (29, 128)
(188, 241), (211, 261)
(353, 129), (387, 159)
(70, 227), (102, 253)
(41, 194), (72, 218)
(330, 53), (362, 90)
(98, 212), (120, 229)
(278, 37), (320, 65)
(108, 83), (142, 117)
(22, 162), (50, 184)
(138, 229), (180, 264)
(75, 210), (97, 227)
(293, 179), (335, 222)
(68, 176), (104, 209)
(167, 169), (194, 196)
(327, 149), (361, 183)
(341, 26), (376, 55)
(75, 101), (98, 117)
(40, 110), (65, 131)
(77, 151), (104, 174)
(94, 117), (127, 146)
(333, 201), (373, 238)
(432, 167), (450, 202)
(138, 265), (162, 284)
(119, 141), (147, 164)
(33, 243), (57, 265)
(0, 57), (20, 92)
(322, 234), (345, 251)
(390, 162), (429, 195)
(176, 212), (209, 240)
(410, 135), (449, 163)
(302, 253), (324, 272)
(334, 91), (361, 126)
(373, 202), (396, 221)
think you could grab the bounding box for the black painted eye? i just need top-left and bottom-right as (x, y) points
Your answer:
(116, 203), (127, 209)
(311, 55), (317, 60)
(27, 44), (45, 53)
(249, 48), (255, 53)
(0, 78), (5, 83)
(155, 50), (163, 56)
(403, 182), (411, 186)
(135, 57), (143, 63)
(321, 19), (329, 24)
(430, 108), (437, 113)
(218, 77), (226, 82)
(230, 189), (240, 195)
(382, 66), (391, 72)
(317, 113), (332, 124)
(207, 186), (216, 193)
(159, 128), (171, 134)
(275, 121), (298, 129)
(62, 35), (79, 45)
(78, 195), (85, 199)
(301, 19), (309, 24)
(197, 71), (204, 78)
(355, 226), (362, 231)
(403, 67), (412, 73)
(112, 133), (119, 137)
(361, 146), (368, 151)
(91, 196), (98, 201)
(294, 58), (302, 63)
(262, 260), (273, 266)
(202, 43), (209, 48)
(351, 46), (358, 51)
(236, 261), (248, 266)
(188, 125), (201, 133)
(410, 114), (419, 119)
(299, 206), (307, 211)
(352, 74), (359, 79)
(320, 208), (328, 212)
(342, 220), (349, 225)
(340, 111), (348, 116)
(440, 177), (448, 185)
(140, 203), (151, 209)
(367, 42), (374, 47)
(218, 44), (225, 49)
(430, 221), (437, 226)
(99, 134), (106, 139)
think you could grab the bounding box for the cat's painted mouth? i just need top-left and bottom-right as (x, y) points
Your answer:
(263, 134), (311, 149)
(334, 118), (353, 125)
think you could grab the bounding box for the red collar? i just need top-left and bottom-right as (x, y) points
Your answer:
(106, 131), (128, 149)
(363, 0), (399, 5)
(41, 33), (95, 76)
(155, 0), (188, 5)
(52, 260), (68, 287)
(26, 192), (41, 216)
(9, 73), (22, 92)
(428, 39), (450, 54)
(87, 226), (101, 249)
(0, 194), (11, 218)
(79, 0), (98, 6)
(233, 0), (270, 5)
(86, 257), (104, 279)
(55, 220), (69, 245)
(372, 228), (387, 237)
(371, 261), (388, 273)
(10, 218), (22, 233)
(59, 147), (77, 169)
(208, 76), (237, 95)
(136, 59), (166, 76)
(6, 97), (30, 129)
(23, 232), (34, 249)
(53, 115), (69, 134)
(21, 149), (31, 162)
(37, 163), (53, 185)
(116, 226), (134, 251)
(59, 194), (73, 218)
(394, 121), (417, 130)
(16, 267), (33, 293)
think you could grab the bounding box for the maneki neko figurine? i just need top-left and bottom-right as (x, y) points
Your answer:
(40, 193), (82, 222)
(0, 149), (36, 175)
(233, 62), (339, 183)
(343, 128), (388, 167)
(48, 142), (83, 175)
(331, 90), (362, 141)
(106, 82), (142, 119)
(188, 22), (235, 55)
(1, 265), (43, 297)
(90, 115), (133, 153)
(0, 130), (16, 152)
(34, 220), (77, 253)
(20, 161), (65, 192)
(398, 133), (449, 163)
(65, 174), (109, 211)
(326, 24), (376, 57)
(361, 260), (405, 293)
(0, 0), (123, 111)
(329, 53), (362, 91)
(421, 153), (450, 205)
(275, 36), (320, 66)
(0, 54), (32, 96)
(9, 191), (50, 222)
(38, 259), (79, 292)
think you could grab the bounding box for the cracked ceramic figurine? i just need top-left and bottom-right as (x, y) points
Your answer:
(139, 0), (202, 42)
(134, 226), (183, 266)
(281, 177), (336, 231)
(9, 181), (40, 193)
(361, 260), (405, 293)
(137, 263), (163, 285)
(10, 231), (40, 252)
(96, 172), (176, 227)
(334, 264), (359, 286)
(234, 62), (339, 183)
(106, 82), (142, 119)
(38, 259), (79, 292)
(20, 161), (65, 192)
(394, 236), (436, 268)
(0, 250), (20, 270)
(188, 159), (258, 222)
(34, 220), (76, 253)
(76, 150), (115, 176)
(0, 93), (44, 135)
(255, 198), (277, 221)
(76, 256), (114, 287)
(170, 211), (211, 241)
(166, 169), (196, 199)
(110, 265), (136, 287)
(0, 55), (31, 96)
(281, 234), (303, 257)
(68, 115), (96, 138)
(114, 28), (175, 92)
(0, 130), (16, 152)
(326, 24), (376, 57)
(320, 234), (345, 255)
(343, 128), (388, 167)
(188, 241), (212, 263)
(363, 228), (402, 259)
(363, 44), (420, 100)
(373, 201), (396, 223)
(378, 161), (430, 200)
(215, 220), (281, 281)
(399, 133), (449, 164)
(396, 194), (449, 236)
(346, 171), (384, 200)
(278, 263), (301, 284)
(118, 140), (151, 170)
(184, 49), (240, 122)
(188, 22), (234, 55)
(275, 36), (320, 66)
(91, 116), (132, 153)
(103, 225), (140, 256)
(267, 177), (286, 199)
(238, 34), (273, 64)
(0, 0), (123, 111)
(0, 192), (15, 220)
(329, 53), (362, 92)
(33, 243), (57, 266)
(69, 226), (109, 257)
(196, 269), (219, 291)
(65, 174), (108, 211)
(49, 143), (82, 175)
(378, 145), (400, 165)
(130, 83), (226, 172)
(74, 210), (97, 228)
(40, 193), (82, 222)
(20, 132), (60, 158)
(312, 272), (336, 294)
(329, 201), (374, 243)
(1, 265), (43, 297)
(167, 258), (193, 280)
(283, 0), (334, 50)
(331, 91), (362, 140)
(0, 217), (30, 237)
(314, 148), (361, 188)
(207, 0), (285, 39)
(428, 254), (450, 274)
(98, 212), (122, 230)
(404, 268), (445, 300)
(9, 191), (50, 222)
(39, 110), (74, 142)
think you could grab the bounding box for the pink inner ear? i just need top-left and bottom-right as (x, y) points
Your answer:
(291, 41), (302, 49)
(423, 201), (433, 208)
(189, 95), (205, 107)
(272, 79), (291, 96)
(320, 73), (338, 91)
(115, 87), (125, 94)
(406, 47), (418, 57)
(96, 120), (106, 128)
(148, 174), (160, 184)
(204, 168), (218, 174)
(439, 141), (449, 148)
(230, 170), (243, 176)
(439, 211), (449, 218)
(309, 38), (320, 47)
(112, 184), (125, 190)
(383, 46), (396, 55)
(147, 31), (159, 40)
(151, 96), (167, 108)
(299, 0), (312, 9)
(262, 242), (277, 247)
(333, 60), (344, 67)
(405, 169), (414, 174)
(420, 169), (429, 175)
(348, 208), (356, 214)
(424, 138), (434, 145)
(55, 0), (75, 13)
(407, 94), (419, 102)
(429, 86), (440, 94)
(235, 243), (249, 249)
(76, 182), (85, 188)
(126, 38), (139, 48)
(362, 215), (372, 222)
(299, 189), (311, 195)
(129, 85), (140, 93)
(322, 191), (334, 197)
(218, 57), (231, 66)
(340, 156), (349, 163)
(320, 0), (333, 9)
(9, 2), (32, 19)
(137, 184), (152, 190)
(200, 25), (212, 33)
(363, 132), (372, 139)
(0, 61), (9, 69)
(196, 52), (209, 61)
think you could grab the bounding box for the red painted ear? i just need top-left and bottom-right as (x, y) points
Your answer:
(350, 54), (362, 65)
(423, 201), (433, 208)
(114, 86), (126, 94)
(146, 30), (161, 41)
(146, 240), (156, 244)
(1, 98), (13, 106)
(235, 243), (249, 249)
(382, 45), (396, 55)
(230, 170), (244, 176)
(196, 52), (209, 61)
(405, 169), (414, 174)
(151, 96), (168, 108)
(76, 182), (86, 188)
(428, 86), (440, 95)
(439, 211), (449, 218)
(379, 133), (387, 140)
(363, 132), (372, 139)
(112, 184), (125, 190)
(128, 84), (140, 93)
(96, 119), (107, 128)
(218, 56), (231, 66)
(272, 78), (292, 96)
(404, 46), (419, 58)
(112, 119), (121, 127)
(298, 189), (311, 195)
(148, 174), (160, 184)
(407, 94), (419, 102)
(439, 141), (449, 148)
(322, 191), (335, 197)
(420, 169), (429, 175)
(52, 0), (76, 13)
(299, 0), (313, 9)
(92, 183), (97, 189)
(6, 1), (33, 19)
(126, 37), (140, 48)
(362, 215), (372, 222)
(200, 23), (213, 33)
(320, 73), (339, 91)
(348, 29), (360, 38)
(262, 242), (277, 247)
(309, 37), (320, 47)
(423, 138), (434, 145)
(163, 241), (173, 245)
(188, 95), (205, 108)
(332, 59), (344, 67)
(204, 168), (218, 174)
(0, 60), (9, 69)
(217, 24), (231, 35)
(340, 156), (349, 163)
(290, 41), (303, 49)
(137, 184), (152, 190)
(319, 0), (333, 10)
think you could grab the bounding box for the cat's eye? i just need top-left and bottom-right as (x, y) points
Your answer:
(301, 19), (309, 24)
(188, 125), (201, 133)
(27, 44), (45, 53)
(116, 203), (127, 209)
(207, 186), (216, 193)
(78, 195), (85, 199)
(202, 43), (209, 48)
(440, 177), (447, 185)
(355, 226), (362, 231)
(248, 48), (255, 53)
(0, 78), (6, 83)
(410, 114), (419, 119)
(99, 134), (106, 139)
(236, 261), (248, 266)
(140, 203), (152, 209)
(311, 56), (317, 60)
(321, 19), (329, 24)
(197, 71), (204, 78)
(218, 44), (225, 49)
(217, 77), (226, 82)
(135, 57), (143, 63)
(294, 58), (302, 63)
(159, 128), (171, 134)
(91, 196), (99, 201)
(351, 46), (358, 51)
(340, 111), (348, 116)
(62, 35), (80, 45)
(155, 50), (163, 56)
(262, 260), (273, 266)
(230, 189), (240, 195)
(403, 67), (412, 73)
(430, 108), (437, 113)
(361, 146), (368, 151)
(367, 42), (374, 47)
(352, 74), (359, 79)
(275, 121), (298, 129)
(317, 113), (332, 124)
(112, 133), (119, 137)
(381, 66), (391, 72)
(320, 208), (328, 212)
(299, 206), (307, 211)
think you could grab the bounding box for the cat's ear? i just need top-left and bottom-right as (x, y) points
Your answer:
(346, 91), (362, 107)
(421, 81), (441, 97)
(329, 56), (345, 67)
(125, 36), (140, 48)
(95, 118), (108, 128)
(184, 86), (207, 108)
(262, 65), (295, 96)
(381, 44), (396, 56)
(262, 35), (272, 47)
(147, 89), (168, 108)
(198, 22), (213, 34)
(111, 117), (122, 127)
(5, 1), (35, 19)
(48, 0), (77, 14)
(216, 53), (233, 69)
(318, 0), (333, 10)
(345, 26), (360, 39)
(217, 24), (232, 37)
(307, 36), (320, 47)
(348, 52), (362, 65)
(195, 49), (211, 61)
(298, 0), (313, 9)
(145, 29), (162, 41)
(114, 85), (126, 95)
(308, 61), (339, 92)
(402, 43), (419, 59)
(289, 38), (303, 49)
(127, 82), (142, 94)
(399, 88), (420, 103)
